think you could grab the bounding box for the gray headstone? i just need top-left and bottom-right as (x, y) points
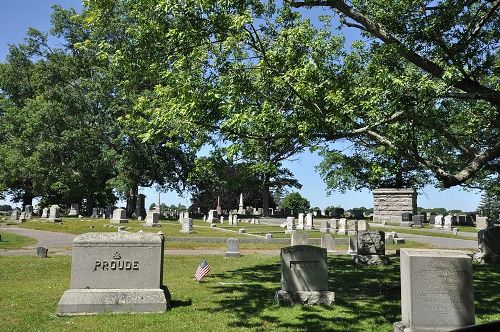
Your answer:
(180, 218), (193, 233)
(57, 232), (168, 315)
(347, 220), (357, 235)
(297, 213), (305, 230)
(280, 245), (328, 292)
(337, 218), (347, 235)
(285, 217), (296, 234)
(475, 216), (489, 230)
(225, 238), (240, 257)
(48, 205), (62, 222)
(41, 207), (49, 218)
(401, 212), (412, 222)
(320, 220), (330, 233)
(25, 205), (33, 219)
(91, 208), (99, 218)
(305, 213), (314, 230)
(37, 246), (48, 258)
(394, 249), (474, 332)
(265, 233), (273, 241)
(291, 231), (309, 246)
(111, 208), (128, 224)
(11, 209), (20, 221)
(321, 234), (335, 253)
(68, 203), (79, 216)
(357, 231), (385, 255)
(357, 219), (369, 231)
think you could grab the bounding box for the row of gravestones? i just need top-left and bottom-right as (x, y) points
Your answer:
(400, 212), (476, 228)
(11, 205), (61, 223)
(55, 229), (479, 331)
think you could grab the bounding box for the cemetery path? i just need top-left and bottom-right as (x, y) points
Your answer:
(1, 227), (76, 248)
(398, 232), (478, 249)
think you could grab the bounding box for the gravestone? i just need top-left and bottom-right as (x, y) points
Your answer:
(348, 233), (358, 255)
(111, 208), (128, 224)
(434, 214), (444, 228)
(265, 233), (273, 241)
(428, 213), (436, 225)
(145, 211), (160, 227)
(180, 218), (193, 234)
(276, 245), (334, 306)
(48, 205), (62, 222)
(11, 209), (20, 221)
(305, 213), (314, 230)
(394, 249), (475, 332)
(19, 212), (26, 223)
(233, 214), (238, 225)
(373, 188), (417, 223)
(91, 208), (98, 218)
(225, 238), (240, 257)
(37, 247), (48, 258)
(321, 234), (335, 254)
(476, 216), (489, 230)
(291, 231), (309, 246)
(353, 231), (388, 265)
(57, 232), (168, 315)
(25, 205), (33, 219)
(412, 214), (424, 227)
(297, 213), (305, 230)
(357, 220), (369, 231)
(41, 207), (49, 219)
(337, 218), (347, 235)
(238, 228), (246, 234)
(68, 203), (79, 216)
(285, 217), (296, 234)
(207, 210), (216, 223)
(347, 220), (357, 235)
(134, 194), (147, 220)
(320, 220), (330, 233)
(443, 215), (454, 229)
(401, 212), (413, 227)
(474, 227), (500, 264)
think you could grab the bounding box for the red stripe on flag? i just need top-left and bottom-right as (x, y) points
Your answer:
(194, 265), (211, 281)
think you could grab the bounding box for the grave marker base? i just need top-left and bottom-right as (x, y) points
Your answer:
(275, 290), (334, 306)
(353, 254), (389, 266)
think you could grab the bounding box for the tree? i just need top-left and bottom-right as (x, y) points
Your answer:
(280, 192), (310, 212)
(477, 192), (500, 220)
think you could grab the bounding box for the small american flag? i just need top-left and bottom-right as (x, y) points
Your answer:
(194, 259), (211, 281)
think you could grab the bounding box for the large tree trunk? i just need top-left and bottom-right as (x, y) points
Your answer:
(126, 185), (138, 218)
(86, 193), (95, 216)
(262, 174), (270, 217)
(22, 183), (34, 210)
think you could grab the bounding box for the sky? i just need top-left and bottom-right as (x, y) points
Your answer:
(0, 1), (483, 212)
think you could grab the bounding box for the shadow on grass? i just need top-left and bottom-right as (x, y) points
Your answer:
(473, 263), (500, 319)
(206, 255), (402, 331)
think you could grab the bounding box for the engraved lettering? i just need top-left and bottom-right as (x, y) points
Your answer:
(94, 261), (101, 271)
(133, 261), (139, 270)
(110, 261), (116, 270)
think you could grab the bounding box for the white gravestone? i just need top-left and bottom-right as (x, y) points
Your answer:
(180, 218), (193, 234)
(305, 212), (314, 230)
(68, 203), (79, 216)
(297, 213), (305, 230)
(145, 211), (160, 227)
(225, 238), (240, 257)
(41, 207), (49, 219)
(291, 231), (309, 246)
(434, 214), (444, 228)
(394, 249), (474, 332)
(285, 217), (296, 234)
(111, 208), (128, 224)
(57, 232), (168, 315)
(48, 205), (62, 222)
(337, 218), (347, 235)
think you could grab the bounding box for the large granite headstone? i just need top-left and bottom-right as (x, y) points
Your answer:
(57, 232), (168, 315)
(394, 249), (474, 332)
(145, 211), (160, 227)
(353, 231), (388, 265)
(111, 208), (128, 224)
(225, 238), (240, 257)
(476, 216), (489, 230)
(276, 245), (334, 306)
(373, 188), (417, 223)
(48, 205), (62, 222)
(474, 227), (500, 264)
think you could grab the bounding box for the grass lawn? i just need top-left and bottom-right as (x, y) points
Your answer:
(0, 231), (37, 250)
(371, 224), (475, 240)
(0, 254), (498, 331)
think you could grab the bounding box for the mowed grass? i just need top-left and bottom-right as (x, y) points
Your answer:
(1, 254), (499, 332)
(0, 231), (37, 249)
(370, 224), (476, 240)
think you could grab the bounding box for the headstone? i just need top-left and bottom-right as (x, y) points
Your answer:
(238, 193), (245, 215)
(394, 249), (475, 332)
(401, 212), (413, 227)
(321, 234), (335, 254)
(428, 213), (436, 225)
(111, 208), (128, 224)
(276, 245), (334, 306)
(347, 220), (357, 235)
(443, 215), (454, 229)
(297, 213), (305, 230)
(265, 233), (273, 241)
(238, 228), (246, 234)
(225, 238), (240, 257)
(19, 212), (26, 223)
(37, 247), (48, 258)
(25, 205), (33, 219)
(41, 207), (49, 219)
(91, 208), (99, 218)
(180, 218), (193, 233)
(411, 214), (423, 227)
(474, 227), (500, 264)
(320, 220), (330, 233)
(48, 205), (62, 222)
(337, 218), (347, 235)
(144, 211), (159, 226)
(291, 231), (309, 246)
(476, 216), (489, 230)
(357, 219), (369, 231)
(434, 214), (444, 228)
(354, 231), (388, 265)
(134, 194), (147, 220)
(207, 210), (216, 223)
(57, 232), (168, 315)
(285, 217), (296, 234)
(11, 209), (20, 221)
(68, 203), (79, 216)
(305, 212), (314, 230)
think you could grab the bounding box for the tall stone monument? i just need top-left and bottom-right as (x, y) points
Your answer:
(57, 232), (168, 315)
(237, 193), (245, 215)
(134, 194), (146, 220)
(372, 188), (417, 224)
(394, 249), (474, 332)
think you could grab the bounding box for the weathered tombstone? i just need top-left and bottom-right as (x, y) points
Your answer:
(296, 213), (305, 230)
(357, 219), (369, 231)
(145, 211), (160, 227)
(321, 234), (335, 254)
(329, 219), (338, 232)
(428, 213), (436, 225)
(37, 246), (48, 258)
(180, 218), (193, 233)
(238, 228), (246, 234)
(110, 208), (128, 224)
(291, 231), (309, 246)
(25, 205), (33, 219)
(474, 227), (500, 264)
(411, 214), (423, 227)
(68, 203), (79, 216)
(401, 212), (413, 227)
(354, 231), (388, 265)
(105, 206), (113, 219)
(476, 216), (489, 230)
(134, 194), (147, 220)
(443, 215), (454, 229)
(19, 211), (26, 223)
(305, 212), (314, 230)
(233, 214), (238, 225)
(91, 208), (99, 218)
(265, 233), (273, 241)
(347, 220), (357, 235)
(207, 210), (215, 223)
(320, 220), (330, 233)
(275, 245), (334, 306)
(41, 207), (49, 219)
(11, 209), (20, 221)
(394, 249), (475, 332)
(225, 238), (240, 257)
(57, 232), (168, 315)
(434, 214), (444, 228)
(285, 217), (296, 234)
(337, 218), (347, 235)
(48, 205), (62, 222)
(348, 233), (358, 254)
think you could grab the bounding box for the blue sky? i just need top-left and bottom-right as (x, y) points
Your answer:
(0, 1), (483, 211)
